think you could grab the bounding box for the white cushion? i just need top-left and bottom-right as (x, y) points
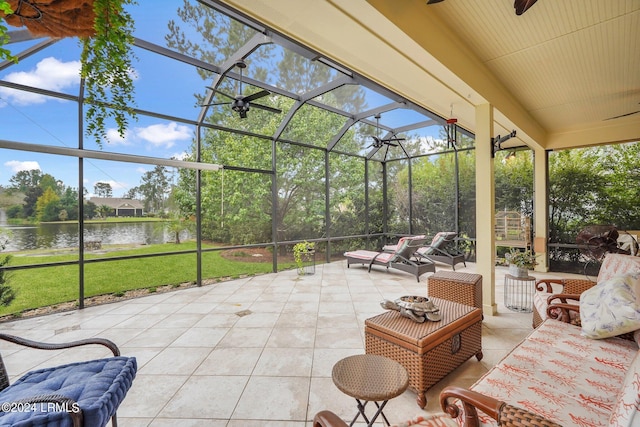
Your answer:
(580, 274), (640, 339)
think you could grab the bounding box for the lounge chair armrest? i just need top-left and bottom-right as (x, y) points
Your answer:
(313, 410), (348, 427)
(440, 386), (562, 427)
(0, 333), (120, 356)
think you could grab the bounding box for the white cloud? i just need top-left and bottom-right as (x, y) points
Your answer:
(4, 160), (41, 173)
(135, 122), (192, 149)
(105, 128), (130, 146)
(136, 167), (148, 174)
(0, 57), (80, 106)
(171, 151), (190, 161)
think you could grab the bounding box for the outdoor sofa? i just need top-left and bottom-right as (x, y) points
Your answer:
(315, 270), (640, 426)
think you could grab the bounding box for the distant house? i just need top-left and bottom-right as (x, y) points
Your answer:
(89, 197), (144, 217)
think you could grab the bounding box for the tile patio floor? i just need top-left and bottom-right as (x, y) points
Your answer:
(0, 260), (583, 426)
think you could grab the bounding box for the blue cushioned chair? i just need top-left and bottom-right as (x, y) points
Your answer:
(0, 333), (136, 427)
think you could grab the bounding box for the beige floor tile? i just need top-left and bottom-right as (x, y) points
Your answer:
(232, 376), (310, 420)
(1, 261), (586, 425)
(140, 347), (211, 375)
(253, 347), (313, 376)
(194, 347), (263, 375)
(159, 375), (249, 419)
(117, 374), (189, 418)
(266, 326), (316, 348)
(170, 327), (228, 347)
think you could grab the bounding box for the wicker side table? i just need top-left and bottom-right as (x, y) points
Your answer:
(365, 298), (482, 408)
(427, 271), (482, 309)
(332, 354), (409, 426)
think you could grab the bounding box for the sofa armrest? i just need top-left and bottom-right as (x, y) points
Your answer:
(440, 386), (562, 427)
(535, 278), (594, 294)
(546, 301), (580, 324)
(313, 410), (348, 427)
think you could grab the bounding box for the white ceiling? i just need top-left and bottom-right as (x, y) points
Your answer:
(218, 0), (640, 152)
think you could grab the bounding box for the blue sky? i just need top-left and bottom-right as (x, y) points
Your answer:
(0, 0), (444, 197)
(0, 1), (203, 197)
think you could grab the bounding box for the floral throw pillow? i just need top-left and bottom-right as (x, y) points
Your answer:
(580, 274), (640, 339)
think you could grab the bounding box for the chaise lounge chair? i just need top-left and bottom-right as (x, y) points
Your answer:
(385, 232), (466, 271)
(344, 235), (435, 281)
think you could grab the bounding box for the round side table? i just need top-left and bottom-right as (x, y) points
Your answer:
(504, 273), (536, 312)
(332, 354), (409, 426)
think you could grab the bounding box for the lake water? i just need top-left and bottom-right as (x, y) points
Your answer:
(0, 210), (189, 252)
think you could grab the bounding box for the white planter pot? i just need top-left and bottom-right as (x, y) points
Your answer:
(508, 264), (529, 278)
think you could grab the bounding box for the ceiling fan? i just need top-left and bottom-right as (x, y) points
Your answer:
(426, 0), (539, 15)
(202, 61), (282, 119)
(368, 114), (405, 149)
(604, 103), (640, 121)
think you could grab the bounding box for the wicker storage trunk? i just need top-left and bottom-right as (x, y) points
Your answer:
(427, 271), (482, 310)
(365, 297), (482, 408)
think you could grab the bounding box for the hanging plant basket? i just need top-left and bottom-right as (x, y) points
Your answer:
(1, 0), (96, 37)
(1, 0), (137, 146)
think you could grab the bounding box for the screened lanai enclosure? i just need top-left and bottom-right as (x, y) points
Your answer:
(0, 0), (482, 315)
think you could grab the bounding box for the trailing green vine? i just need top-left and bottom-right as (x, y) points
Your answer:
(0, 0), (17, 63)
(80, 0), (138, 146)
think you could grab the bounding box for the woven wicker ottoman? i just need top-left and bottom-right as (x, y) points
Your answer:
(427, 271), (482, 310)
(365, 297), (483, 408)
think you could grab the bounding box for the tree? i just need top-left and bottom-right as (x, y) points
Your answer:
(548, 149), (606, 243)
(9, 169), (42, 193)
(59, 187), (79, 221)
(164, 215), (195, 244)
(139, 166), (169, 214)
(168, 3), (368, 247)
(35, 187), (61, 222)
(94, 182), (113, 198)
(97, 204), (112, 219)
(84, 200), (98, 219)
(595, 142), (640, 230)
(124, 186), (140, 199)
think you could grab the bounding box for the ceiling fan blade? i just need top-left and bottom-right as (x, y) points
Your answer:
(514, 0), (538, 15)
(426, 0), (444, 4)
(250, 103), (282, 114)
(243, 90), (270, 103)
(604, 110), (640, 121)
(206, 87), (235, 100)
(200, 101), (232, 107)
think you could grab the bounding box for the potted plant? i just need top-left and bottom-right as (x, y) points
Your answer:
(0, 0), (137, 146)
(505, 248), (538, 278)
(293, 241), (315, 275)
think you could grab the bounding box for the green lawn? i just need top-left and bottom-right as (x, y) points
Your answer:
(1, 242), (296, 316)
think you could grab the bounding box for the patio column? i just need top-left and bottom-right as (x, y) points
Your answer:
(475, 103), (498, 316)
(533, 147), (549, 272)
